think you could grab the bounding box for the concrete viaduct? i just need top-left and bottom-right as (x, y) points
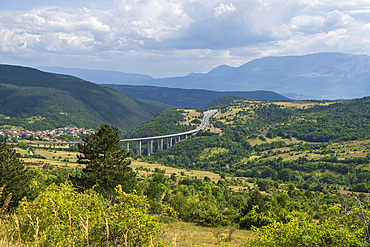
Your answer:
(7, 109), (218, 156)
(121, 109), (217, 156)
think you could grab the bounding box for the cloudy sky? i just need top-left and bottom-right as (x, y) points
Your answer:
(1, 0), (370, 77)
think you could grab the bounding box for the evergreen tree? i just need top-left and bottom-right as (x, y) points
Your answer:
(0, 143), (30, 210)
(72, 124), (137, 195)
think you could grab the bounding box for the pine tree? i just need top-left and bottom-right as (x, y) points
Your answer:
(72, 124), (137, 195)
(0, 142), (30, 210)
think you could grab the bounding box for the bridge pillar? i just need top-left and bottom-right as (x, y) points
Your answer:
(125, 142), (129, 153)
(160, 138), (163, 150)
(170, 137), (173, 147)
(147, 140), (153, 156)
(137, 141), (141, 155)
(166, 138), (169, 149)
(69, 143), (71, 152)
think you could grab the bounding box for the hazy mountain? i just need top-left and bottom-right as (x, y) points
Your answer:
(103, 84), (289, 108)
(142, 53), (370, 100)
(38, 66), (153, 84)
(0, 65), (169, 130)
(39, 52), (370, 100)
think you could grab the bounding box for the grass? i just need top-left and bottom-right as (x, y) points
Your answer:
(15, 134), (370, 180)
(248, 135), (308, 146)
(0, 125), (23, 131)
(16, 146), (80, 168)
(14, 142), (232, 183)
(131, 160), (222, 181)
(180, 109), (202, 127)
(162, 221), (253, 246)
(273, 101), (334, 109)
(201, 147), (229, 160)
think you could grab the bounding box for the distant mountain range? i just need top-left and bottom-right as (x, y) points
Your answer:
(103, 85), (289, 108)
(40, 52), (370, 100)
(0, 65), (169, 131)
(38, 66), (153, 83)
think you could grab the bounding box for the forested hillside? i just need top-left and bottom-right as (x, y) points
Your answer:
(0, 65), (170, 131)
(103, 84), (289, 108)
(129, 96), (370, 245)
(142, 97), (370, 185)
(123, 108), (197, 138)
(268, 97), (370, 142)
(1, 96), (370, 246)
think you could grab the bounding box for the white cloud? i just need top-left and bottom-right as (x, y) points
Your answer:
(16, 12), (46, 25)
(112, 0), (192, 41)
(289, 10), (353, 34)
(214, 2), (236, 17)
(0, 28), (41, 52)
(45, 32), (95, 52)
(324, 10), (353, 29)
(290, 15), (325, 33)
(0, 0), (370, 77)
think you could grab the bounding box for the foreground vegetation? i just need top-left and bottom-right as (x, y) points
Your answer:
(1, 97), (370, 246)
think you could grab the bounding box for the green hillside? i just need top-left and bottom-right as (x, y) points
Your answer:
(141, 97), (370, 186)
(103, 84), (289, 108)
(0, 65), (170, 131)
(204, 95), (252, 109)
(123, 108), (194, 139)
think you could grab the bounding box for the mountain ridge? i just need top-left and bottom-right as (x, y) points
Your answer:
(39, 52), (370, 100)
(102, 84), (290, 108)
(0, 65), (169, 131)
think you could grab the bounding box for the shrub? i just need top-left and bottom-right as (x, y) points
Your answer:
(6, 182), (168, 246)
(242, 211), (363, 247)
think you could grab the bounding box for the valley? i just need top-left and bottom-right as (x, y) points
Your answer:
(2, 96), (369, 245)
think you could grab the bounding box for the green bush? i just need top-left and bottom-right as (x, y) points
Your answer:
(243, 211), (365, 247)
(6, 182), (168, 246)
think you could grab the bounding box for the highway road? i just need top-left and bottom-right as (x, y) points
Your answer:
(120, 109), (218, 142)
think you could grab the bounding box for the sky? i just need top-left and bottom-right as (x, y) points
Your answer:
(1, 0), (370, 77)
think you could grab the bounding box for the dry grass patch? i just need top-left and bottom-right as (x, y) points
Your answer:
(23, 158), (81, 168)
(19, 147), (80, 168)
(13, 147), (28, 156)
(248, 136), (305, 146)
(35, 149), (77, 160)
(241, 155), (260, 163)
(131, 160), (221, 180)
(181, 109), (203, 126)
(162, 221), (253, 246)
(215, 108), (241, 119)
(207, 126), (223, 135)
(273, 101), (335, 109)
(183, 109), (202, 117)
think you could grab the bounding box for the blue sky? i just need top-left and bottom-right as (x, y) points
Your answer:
(1, 0), (370, 77)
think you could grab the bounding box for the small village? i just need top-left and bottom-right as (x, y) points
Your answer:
(0, 127), (94, 140)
